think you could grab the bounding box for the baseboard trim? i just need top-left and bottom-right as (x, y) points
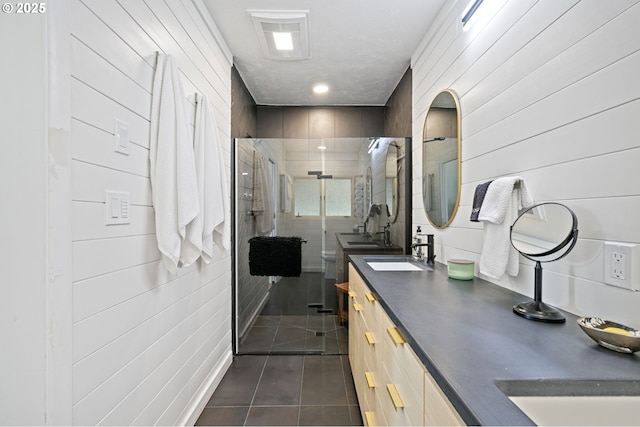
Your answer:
(238, 291), (270, 341)
(178, 350), (233, 426)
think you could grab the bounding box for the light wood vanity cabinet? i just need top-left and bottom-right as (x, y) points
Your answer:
(349, 265), (465, 426)
(349, 265), (380, 426)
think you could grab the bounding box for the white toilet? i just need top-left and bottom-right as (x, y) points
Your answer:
(321, 250), (336, 280)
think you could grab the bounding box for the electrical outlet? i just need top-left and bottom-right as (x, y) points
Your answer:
(611, 252), (625, 279)
(603, 242), (638, 291)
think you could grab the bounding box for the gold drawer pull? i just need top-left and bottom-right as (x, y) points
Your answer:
(364, 411), (376, 426)
(348, 291), (355, 297)
(365, 332), (376, 345)
(386, 383), (405, 410)
(365, 371), (375, 388)
(365, 292), (376, 302)
(387, 327), (407, 345)
(353, 303), (361, 312)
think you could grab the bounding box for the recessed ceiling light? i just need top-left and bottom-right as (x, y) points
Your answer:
(317, 145), (327, 150)
(313, 84), (329, 94)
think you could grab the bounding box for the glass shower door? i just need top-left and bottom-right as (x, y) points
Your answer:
(234, 138), (330, 354)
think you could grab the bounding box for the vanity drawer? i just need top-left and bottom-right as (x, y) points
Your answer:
(349, 264), (367, 297)
(377, 305), (424, 396)
(424, 369), (465, 426)
(359, 358), (380, 425)
(349, 267), (377, 323)
(376, 361), (423, 427)
(362, 328), (378, 374)
(361, 289), (378, 329)
(349, 296), (366, 378)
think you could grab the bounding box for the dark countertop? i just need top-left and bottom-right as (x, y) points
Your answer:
(349, 255), (640, 426)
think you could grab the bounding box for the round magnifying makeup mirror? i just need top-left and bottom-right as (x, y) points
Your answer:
(510, 202), (579, 323)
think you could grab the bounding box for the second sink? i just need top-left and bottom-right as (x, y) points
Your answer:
(496, 379), (640, 426)
(367, 261), (424, 271)
(347, 241), (382, 246)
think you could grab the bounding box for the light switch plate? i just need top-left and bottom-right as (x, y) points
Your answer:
(105, 191), (130, 225)
(114, 118), (129, 155)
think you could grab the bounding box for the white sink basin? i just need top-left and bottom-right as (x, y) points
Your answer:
(496, 379), (640, 426)
(367, 261), (423, 271)
(510, 395), (640, 426)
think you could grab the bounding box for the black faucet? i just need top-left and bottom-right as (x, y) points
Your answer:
(410, 234), (436, 265)
(375, 223), (391, 246)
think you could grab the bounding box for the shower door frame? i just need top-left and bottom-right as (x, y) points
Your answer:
(231, 137), (408, 354)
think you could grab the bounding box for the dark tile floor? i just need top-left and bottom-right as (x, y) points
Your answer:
(196, 355), (362, 426)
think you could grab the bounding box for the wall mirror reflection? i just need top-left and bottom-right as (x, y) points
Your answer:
(422, 89), (461, 228)
(385, 142), (400, 223)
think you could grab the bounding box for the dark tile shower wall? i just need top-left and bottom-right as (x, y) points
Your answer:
(231, 66), (257, 139)
(385, 68), (412, 252)
(257, 106), (385, 139)
(384, 67), (412, 138)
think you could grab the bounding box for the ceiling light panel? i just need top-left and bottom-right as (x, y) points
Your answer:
(313, 84), (329, 94)
(272, 32), (293, 50)
(250, 10), (310, 60)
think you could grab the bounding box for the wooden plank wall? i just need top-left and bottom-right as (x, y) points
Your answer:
(412, 0), (640, 325)
(69, 0), (232, 424)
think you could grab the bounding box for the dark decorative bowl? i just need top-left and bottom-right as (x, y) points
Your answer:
(577, 317), (640, 354)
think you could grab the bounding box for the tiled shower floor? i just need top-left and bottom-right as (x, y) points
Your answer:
(195, 355), (362, 426)
(240, 314), (348, 354)
(239, 272), (348, 354)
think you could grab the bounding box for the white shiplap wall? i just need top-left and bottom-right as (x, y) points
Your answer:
(69, 0), (232, 424)
(412, 0), (640, 326)
(0, 9), (49, 425)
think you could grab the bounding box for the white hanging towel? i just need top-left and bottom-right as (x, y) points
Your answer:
(193, 94), (230, 261)
(149, 54), (200, 273)
(478, 176), (533, 279)
(281, 173), (292, 214)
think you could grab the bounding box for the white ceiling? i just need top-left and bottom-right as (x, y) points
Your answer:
(202, 0), (447, 106)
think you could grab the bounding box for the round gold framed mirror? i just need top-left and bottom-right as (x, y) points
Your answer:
(422, 89), (461, 228)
